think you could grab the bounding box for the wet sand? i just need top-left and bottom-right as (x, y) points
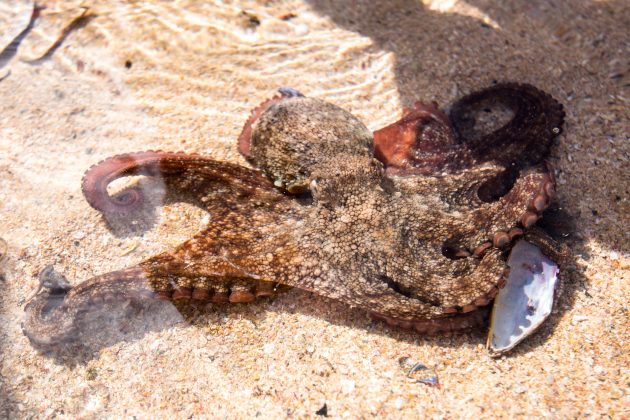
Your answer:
(0, 0), (628, 417)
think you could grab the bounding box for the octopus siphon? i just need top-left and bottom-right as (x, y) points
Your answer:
(22, 83), (566, 348)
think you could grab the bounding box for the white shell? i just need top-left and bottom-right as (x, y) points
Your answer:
(487, 240), (559, 354)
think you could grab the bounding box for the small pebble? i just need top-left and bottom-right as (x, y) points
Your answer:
(513, 383), (527, 394)
(398, 356), (439, 386)
(263, 343), (275, 354)
(340, 379), (355, 395)
(73, 231), (86, 240)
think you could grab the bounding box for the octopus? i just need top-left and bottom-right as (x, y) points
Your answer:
(23, 83), (566, 347)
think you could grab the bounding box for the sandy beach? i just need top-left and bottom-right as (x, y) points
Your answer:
(0, 0), (628, 417)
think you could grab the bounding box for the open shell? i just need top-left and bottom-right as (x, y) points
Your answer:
(487, 240), (559, 354)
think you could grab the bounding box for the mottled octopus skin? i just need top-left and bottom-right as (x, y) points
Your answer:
(23, 83), (565, 347)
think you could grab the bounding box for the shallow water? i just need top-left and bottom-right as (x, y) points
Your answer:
(1, 0), (628, 417)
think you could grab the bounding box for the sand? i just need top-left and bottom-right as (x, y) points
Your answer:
(0, 0), (628, 417)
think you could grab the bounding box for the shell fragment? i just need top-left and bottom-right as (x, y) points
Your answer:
(487, 240), (559, 354)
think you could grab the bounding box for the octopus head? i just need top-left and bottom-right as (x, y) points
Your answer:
(249, 96), (374, 194)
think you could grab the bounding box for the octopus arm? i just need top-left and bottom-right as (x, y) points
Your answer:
(22, 267), (156, 346)
(23, 153), (307, 347)
(23, 209), (303, 347)
(81, 151), (281, 215)
(447, 163), (556, 251)
(373, 101), (460, 175)
(448, 82), (565, 167)
(374, 83), (564, 175)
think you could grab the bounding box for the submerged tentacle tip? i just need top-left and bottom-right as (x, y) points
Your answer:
(84, 185), (145, 216)
(81, 152), (155, 215)
(22, 289), (75, 347)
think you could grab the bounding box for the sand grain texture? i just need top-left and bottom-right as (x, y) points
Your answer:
(0, 0), (628, 417)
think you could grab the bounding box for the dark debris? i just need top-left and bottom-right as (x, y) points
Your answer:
(315, 403), (328, 417)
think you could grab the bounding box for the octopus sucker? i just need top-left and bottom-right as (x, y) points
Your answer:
(23, 83), (567, 352)
(371, 309), (488, 335)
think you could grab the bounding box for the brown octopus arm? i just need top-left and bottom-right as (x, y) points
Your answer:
(374, 83), (564, 257)
(23, 267), (158, 346)
(81, 150), (284, 214)
(373, 83), (564, 174)
(390, 161), (554, 257)
(373, 101), (459, 175)
(24, 154), (304, 346)
(448, 83), (565, 167)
